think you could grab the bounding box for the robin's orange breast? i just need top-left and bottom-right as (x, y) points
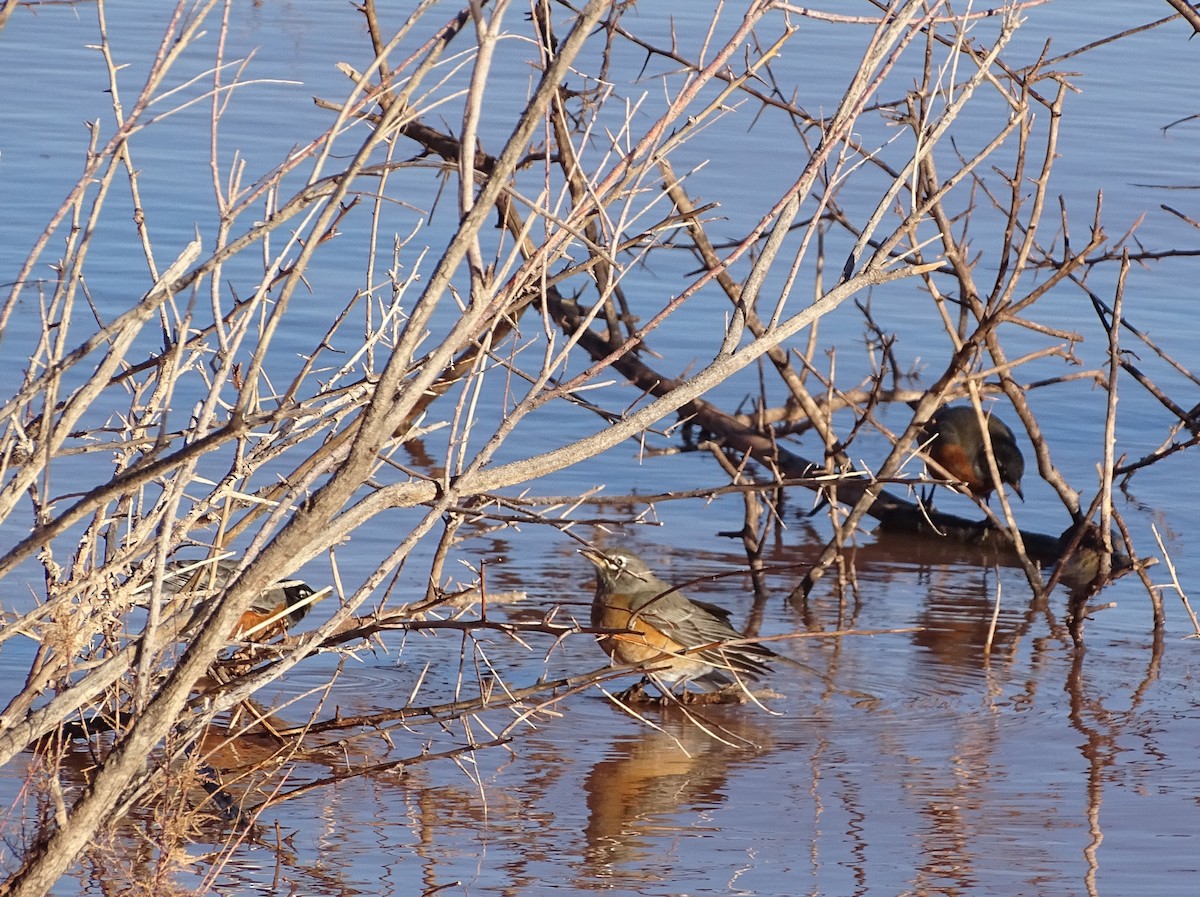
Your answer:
(593, 594), (693, 667)
(233, 604), (289, 640)
(233, 581), (316, 639)
(927, 439), (989, 496)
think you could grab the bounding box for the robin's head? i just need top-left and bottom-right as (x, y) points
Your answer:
(580, 546), (656, 590)
(992, 440), (1025, 498)
(277, 580), (317, 626)
(985, 417), (1025, 499)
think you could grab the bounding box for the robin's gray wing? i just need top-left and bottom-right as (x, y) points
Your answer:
(161, 557), (238, 593)
(634, 591), (773, 678)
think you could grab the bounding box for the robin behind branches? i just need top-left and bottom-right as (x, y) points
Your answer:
(921, 404), (1025, 501)
(581, 546), (773, 693)
(155, 557), (320, 640)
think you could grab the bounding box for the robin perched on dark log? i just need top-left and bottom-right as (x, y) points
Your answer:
(921, 404), (1025, 501)
(581, 546), (773, 692)
(157, 557), (319, 640)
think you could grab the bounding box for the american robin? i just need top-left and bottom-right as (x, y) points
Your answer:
(921, 404), (1025, 501)
(581, 546), (773, 690)
(158, 558), (318, 639)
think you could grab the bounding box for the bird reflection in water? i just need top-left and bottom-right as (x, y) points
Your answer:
(579, 710), (772, 881)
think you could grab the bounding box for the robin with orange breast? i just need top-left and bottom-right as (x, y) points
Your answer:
(581, 546), (773, 693)
(921, 404), (1025, 501)
(157, 558), (319, 640)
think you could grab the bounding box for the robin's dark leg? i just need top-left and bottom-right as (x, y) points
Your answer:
(615, 677), (651, 703)
(916, 483), (937, 515)
(615, 676), (689, 707)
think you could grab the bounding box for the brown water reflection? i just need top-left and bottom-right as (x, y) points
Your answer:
(581, 709), (772, 882)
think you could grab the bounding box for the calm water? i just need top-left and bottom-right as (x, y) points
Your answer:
(2, 2), (1199, 895)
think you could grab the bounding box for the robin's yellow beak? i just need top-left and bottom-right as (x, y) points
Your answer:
(578, 546), (608, 568)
